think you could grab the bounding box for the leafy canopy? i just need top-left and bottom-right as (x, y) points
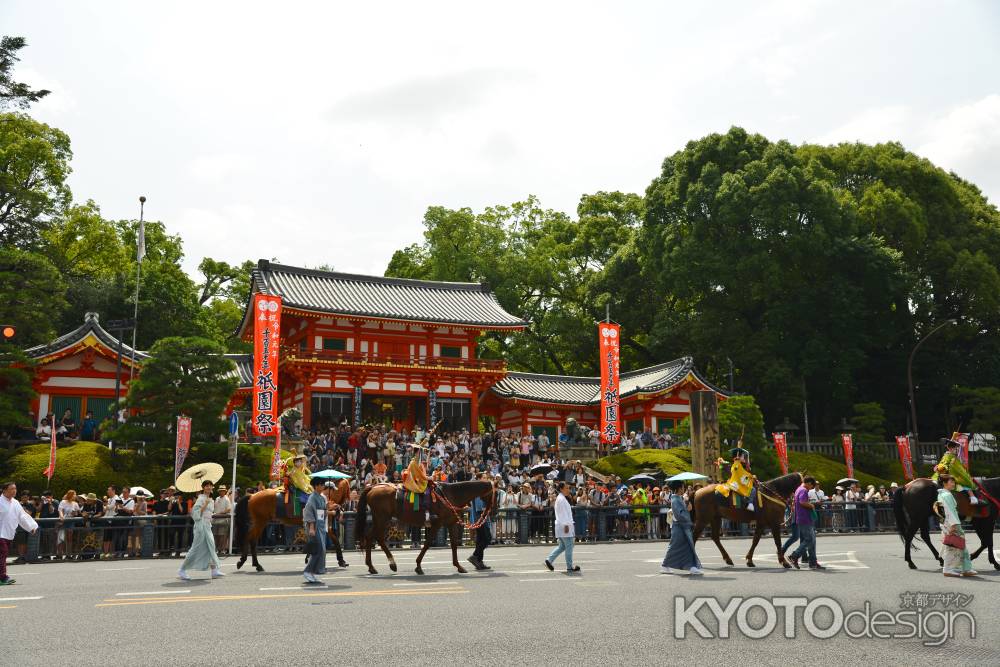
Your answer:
(107, 337), (237, 449)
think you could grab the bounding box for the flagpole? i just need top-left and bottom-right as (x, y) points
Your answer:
(128, 196), (145, 387)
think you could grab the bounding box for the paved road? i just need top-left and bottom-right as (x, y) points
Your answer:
(3, 534), (999, 666)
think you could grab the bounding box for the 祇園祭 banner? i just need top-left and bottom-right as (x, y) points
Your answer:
(598, 323), (621, 445)
(252, 294), (282, 437)
(773, 432), (788, 474)
(895, 435), (914, 481)
(952, 431), (971, 471)
(841, 433), (855, 479)
(174, 416), (192, 481)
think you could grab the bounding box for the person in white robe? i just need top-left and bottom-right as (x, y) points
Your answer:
(178, 481), (223, 581)
(1, 482), (38, 585)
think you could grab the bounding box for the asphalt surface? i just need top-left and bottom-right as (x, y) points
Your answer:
(3, 533), (999, 666)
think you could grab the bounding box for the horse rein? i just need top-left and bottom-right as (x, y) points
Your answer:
(430, 483), (494, 530)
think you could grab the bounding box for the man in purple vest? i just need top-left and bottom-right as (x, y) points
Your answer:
(788, 476), (825, 570)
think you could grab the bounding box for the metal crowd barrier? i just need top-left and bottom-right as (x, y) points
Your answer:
(14, 502), (976, 562)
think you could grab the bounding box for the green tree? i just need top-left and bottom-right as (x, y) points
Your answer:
(196, 257), (254, 305)
(850, 402), (886, 443)
(0, 37), (49, 109)
(718, 395), (767, 457)
(0, 247), (68, 345)
(108, 337), (237, 449)
(386, 194), (643, 375)
(0, 342), (35, 437)
(42, 200), (128, 280)
(951, 386), (1000, 435)
(0, 112), (72, 248)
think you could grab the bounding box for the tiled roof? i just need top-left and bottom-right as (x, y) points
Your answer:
(24, 312), (149, 362)
(490, 357), (728, 405)
(223, 354), (253, 389)
(244, 260), (527, 329)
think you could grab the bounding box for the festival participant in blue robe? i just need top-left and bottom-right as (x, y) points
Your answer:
(178, 480), (223, 581)
(660, 480), (703, 576)
(303, 477), (328, 584)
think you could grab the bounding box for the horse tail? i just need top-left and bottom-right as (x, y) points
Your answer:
(354, 486), (370, 547)
(891, 485), (909, 543)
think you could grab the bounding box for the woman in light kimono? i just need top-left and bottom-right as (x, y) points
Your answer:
(937, 474), (976, 578)
(660, 480), (703, 576)
(178, 480), (223, 581)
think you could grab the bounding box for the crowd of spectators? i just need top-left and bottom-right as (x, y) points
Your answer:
(8, 484), (233, 562)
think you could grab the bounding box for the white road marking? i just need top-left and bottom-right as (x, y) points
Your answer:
(392, 582), (460, 587)
(115, 590), (191, 596)
(259, 586), (329, 591)
(0, 596), (43, 601)
(518, 578), (570, 582)
(512, 569), (599, 574)
(98, 567), (149, 572)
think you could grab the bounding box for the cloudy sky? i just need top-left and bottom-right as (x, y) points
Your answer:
(5, 1), (999, 277)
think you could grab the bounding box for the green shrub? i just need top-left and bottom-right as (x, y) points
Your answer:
(1, 439), (295, 497)
(588, 448), (692, 479)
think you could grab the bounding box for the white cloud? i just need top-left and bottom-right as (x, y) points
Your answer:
(813, 106), (913, 146)
(12, 66), (76, 116)
(918, 94), (1000, 194)
(811, 95), (1000, 205)
(188, 154), (258, 184)
(327, 68), (531, 124)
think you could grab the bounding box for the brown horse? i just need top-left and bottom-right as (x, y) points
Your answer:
(237, 479), (352, 572)
(892, 476), (1000, 570)
(354, 480), (494, 575)
(692, 472), (803, 568)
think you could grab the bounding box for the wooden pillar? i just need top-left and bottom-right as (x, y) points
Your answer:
(469, 391), (479, 434)
(302, 385), (313, 430)
(520, 410), (529, 436)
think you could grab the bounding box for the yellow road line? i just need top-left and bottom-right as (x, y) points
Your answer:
(0, 605), (16, 609)
(97, 587), (467, 607)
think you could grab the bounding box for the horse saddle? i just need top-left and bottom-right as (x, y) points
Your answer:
(953, 491), (991, 520)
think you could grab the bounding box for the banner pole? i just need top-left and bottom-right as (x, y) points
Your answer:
(228, 442), (237, 554)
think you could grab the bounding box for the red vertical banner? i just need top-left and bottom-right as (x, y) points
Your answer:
(43, 416), (57, 482)
(174, 416), (192, 481)
(952, 432), (970, 472)
(895, 435), (914, 481)
(841, 433), (855, 479)
(773, 432), (788, 474)
(252, 294), (283, 437)
(598, 323), (621, 446)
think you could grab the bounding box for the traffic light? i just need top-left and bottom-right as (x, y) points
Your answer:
(1, 325), (14, 340)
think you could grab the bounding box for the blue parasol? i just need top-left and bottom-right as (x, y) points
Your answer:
(311, 469), (352, 480)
